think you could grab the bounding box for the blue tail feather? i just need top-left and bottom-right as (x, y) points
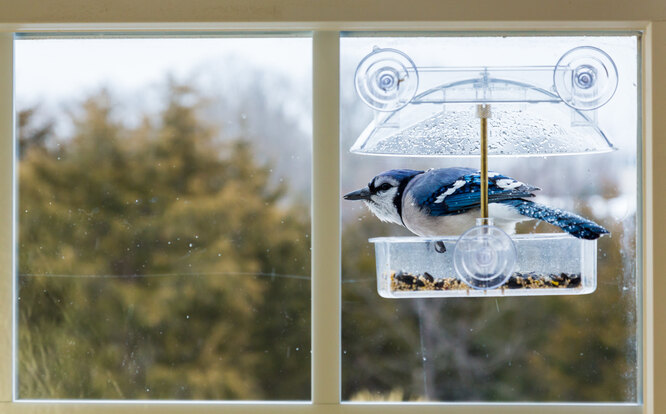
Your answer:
(499, 199), (609, 240)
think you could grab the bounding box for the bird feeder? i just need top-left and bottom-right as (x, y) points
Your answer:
(352, 45), (617, 298)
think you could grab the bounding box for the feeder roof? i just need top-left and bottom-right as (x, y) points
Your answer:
(350, 77), (615, 157)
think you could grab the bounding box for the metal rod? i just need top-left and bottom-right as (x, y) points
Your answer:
(477, 104), (490, 219)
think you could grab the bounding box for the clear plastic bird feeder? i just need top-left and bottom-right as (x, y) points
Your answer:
(373, 233), (597, 298)
(352, 45), (617, 298)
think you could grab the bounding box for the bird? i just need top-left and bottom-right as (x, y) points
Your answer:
(343, 167), (608, 240)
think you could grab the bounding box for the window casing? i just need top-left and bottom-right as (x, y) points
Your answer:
(0, 6), (663, 414)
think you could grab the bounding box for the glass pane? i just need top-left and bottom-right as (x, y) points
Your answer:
(16, 36), (312, 400)
(341, 35), (639, 402)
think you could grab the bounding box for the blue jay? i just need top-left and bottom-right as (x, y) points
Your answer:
(343, 167), (608, 240)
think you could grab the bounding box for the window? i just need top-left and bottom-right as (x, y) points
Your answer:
(16, 35), (312, 400)
(340, 35), (639, 402)
(0, 6), (663, 414)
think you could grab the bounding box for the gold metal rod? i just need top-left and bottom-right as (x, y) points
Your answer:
(478, 104), (490, 219)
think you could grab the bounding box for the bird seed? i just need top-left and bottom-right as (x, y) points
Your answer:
(390, 271), (582, 292)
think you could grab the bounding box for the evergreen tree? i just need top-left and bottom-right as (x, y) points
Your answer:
(18, 83), (311, 400)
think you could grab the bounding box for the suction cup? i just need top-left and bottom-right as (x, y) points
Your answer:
(553, 46), (618, 110)
(453, 218), (516, 289)
(354, 47), (419, 112)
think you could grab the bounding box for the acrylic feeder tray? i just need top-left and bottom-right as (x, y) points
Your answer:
(371, 233), (597, 298)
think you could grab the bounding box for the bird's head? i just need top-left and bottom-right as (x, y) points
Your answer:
(344, 169), (423, 225)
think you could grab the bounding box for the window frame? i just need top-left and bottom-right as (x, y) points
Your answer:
(0, 4), (663, 414)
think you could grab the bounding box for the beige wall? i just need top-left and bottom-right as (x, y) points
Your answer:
(0, 0), (664, 24)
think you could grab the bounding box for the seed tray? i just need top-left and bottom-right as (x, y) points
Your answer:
(371, 233), (597, 298)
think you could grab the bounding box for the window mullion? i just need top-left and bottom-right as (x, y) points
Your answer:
(312, 30), (341, 405)
(0, 32), (13, 403)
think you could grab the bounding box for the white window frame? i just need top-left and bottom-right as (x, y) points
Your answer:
(0, 2), (664, 414)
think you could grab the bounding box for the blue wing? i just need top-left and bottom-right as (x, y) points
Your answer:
(407, 168), (539, 216)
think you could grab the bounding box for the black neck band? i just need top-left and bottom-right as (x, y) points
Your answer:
(394, 172), (422, 226)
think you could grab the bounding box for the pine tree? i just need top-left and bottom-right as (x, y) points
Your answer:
(18, 83), (311, 400)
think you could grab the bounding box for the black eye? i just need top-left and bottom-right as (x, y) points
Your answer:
(378, 183), (392, 192)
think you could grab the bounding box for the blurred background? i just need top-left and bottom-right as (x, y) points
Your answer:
(16, 36), (313, 400)
(15, 34), (639, 402)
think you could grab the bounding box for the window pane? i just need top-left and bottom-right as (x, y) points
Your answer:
(16, 36), (312, 400)
(340, 35), (639, 402)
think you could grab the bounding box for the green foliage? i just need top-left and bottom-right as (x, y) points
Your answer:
(18, 84), (310, 399)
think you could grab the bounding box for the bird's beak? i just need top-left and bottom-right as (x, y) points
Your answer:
(344, 187), (371, 201)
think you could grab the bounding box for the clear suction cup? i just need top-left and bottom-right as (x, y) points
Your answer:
(354, 47), (419, 112)
(554, 46), (618, 110)
(453, 218), (517, 289)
